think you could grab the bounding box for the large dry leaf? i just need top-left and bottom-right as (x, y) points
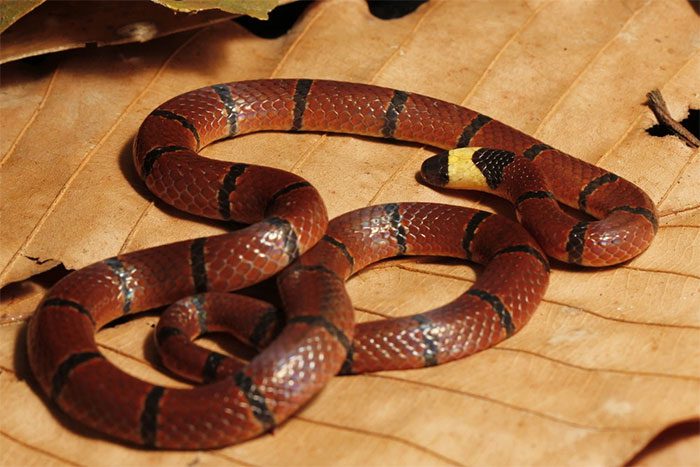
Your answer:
(0, 0), (241, 64)
(153, 0), (280, 17)
(0, 0), (279, 35)
(1, 0), (699, 465)
(0, 0), (44, 33)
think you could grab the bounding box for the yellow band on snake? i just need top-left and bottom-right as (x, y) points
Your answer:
(446, 147), (494, 192)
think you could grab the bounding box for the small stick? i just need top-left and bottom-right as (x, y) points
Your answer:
(645, 89), (699, 148)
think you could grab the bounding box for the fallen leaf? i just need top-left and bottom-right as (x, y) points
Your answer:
(1, 0), (698, 465)
(153, 0), (280, 18)
(0, 0), (241, 64)
(0, 0), (43, 33)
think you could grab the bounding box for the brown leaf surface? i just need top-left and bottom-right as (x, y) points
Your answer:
(153, 0), (280, 18)
(1, 0), (699, 465)
(0, 0), (44, 33)
(0, 0), (238, 64)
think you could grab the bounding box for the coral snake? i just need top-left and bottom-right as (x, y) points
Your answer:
(27, 79), (657, 449)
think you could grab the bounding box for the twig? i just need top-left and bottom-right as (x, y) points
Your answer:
(645, 89), (699, 148)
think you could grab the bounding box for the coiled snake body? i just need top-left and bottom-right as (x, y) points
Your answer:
(27, 79), (657, 449)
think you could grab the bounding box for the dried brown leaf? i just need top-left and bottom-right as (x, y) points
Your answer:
(0, 0), (236, 64)
(1, 0), (699, 465)
(0, 0), (44, 33)
(153, 0), (279, 18)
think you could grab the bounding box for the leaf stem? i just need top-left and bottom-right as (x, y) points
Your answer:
(645, 89), (699, 148)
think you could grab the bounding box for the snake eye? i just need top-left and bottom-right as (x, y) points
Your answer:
(421, 152), (449, 187)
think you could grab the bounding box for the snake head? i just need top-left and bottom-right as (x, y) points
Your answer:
(421, 147), (500, 193)
(420, 151), (449, 187)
